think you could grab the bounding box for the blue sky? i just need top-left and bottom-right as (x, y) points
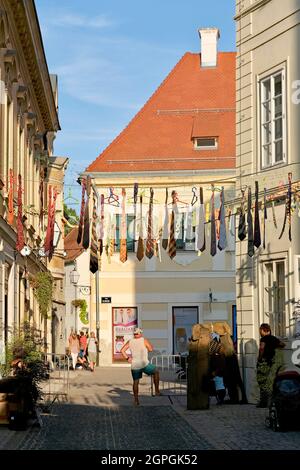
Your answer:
(35, 0), (236, 212)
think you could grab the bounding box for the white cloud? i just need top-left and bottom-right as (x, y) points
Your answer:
(50, 13), (114, 29)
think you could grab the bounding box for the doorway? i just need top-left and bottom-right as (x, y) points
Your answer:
(172, 306), (198, 354)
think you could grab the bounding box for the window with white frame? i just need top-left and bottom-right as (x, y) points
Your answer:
(260, 70), (286, 168)
(263, 259), (287, 337)
(194, 137), (218, 150)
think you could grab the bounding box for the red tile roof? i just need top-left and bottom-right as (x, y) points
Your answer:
(64, 227), (84, 262)
(86, 52), (236, 173)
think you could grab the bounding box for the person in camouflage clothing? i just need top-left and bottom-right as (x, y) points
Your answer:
(256, 323), (285, 408)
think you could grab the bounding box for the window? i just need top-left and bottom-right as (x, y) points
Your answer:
(260, 70), (286, 168)
(115, 214), (135, 252)
(175, 212), (195, 251)
(263, 260), (286, 337)
(194, 137), (217, 150)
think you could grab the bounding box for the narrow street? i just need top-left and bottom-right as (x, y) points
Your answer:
(1, 368), (300, 450)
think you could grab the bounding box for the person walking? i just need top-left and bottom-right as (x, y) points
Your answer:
(121, 327), (160, 405)
(256, 323), (285, 407)
(69, 332), (80, 370)
(87, 331), (98, 372)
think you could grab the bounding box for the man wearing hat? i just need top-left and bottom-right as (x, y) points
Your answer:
(121, 327), (160, 405)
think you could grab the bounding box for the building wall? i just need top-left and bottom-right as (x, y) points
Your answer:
(90, 173), (236, 366)
(0, 1), (59, 357)
(65, 250), (91, 344)
(235, 0), (300, 401)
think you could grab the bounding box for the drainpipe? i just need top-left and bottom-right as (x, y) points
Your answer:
(91, 182), (100, 366)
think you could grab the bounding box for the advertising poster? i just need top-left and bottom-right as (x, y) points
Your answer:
(112, 307), (138, 361)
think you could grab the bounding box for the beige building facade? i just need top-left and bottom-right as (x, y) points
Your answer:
(0, 0), (62, 357)
(235, 0), (300, 400)
(84, 33), (237, 366)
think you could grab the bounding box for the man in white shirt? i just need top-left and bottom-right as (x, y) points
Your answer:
(121, 327), (160, 405)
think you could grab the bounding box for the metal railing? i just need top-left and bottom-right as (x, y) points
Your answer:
(150, 354), (187, 396)
(39, 353), (70, 411)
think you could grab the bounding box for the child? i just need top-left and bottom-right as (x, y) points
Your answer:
(213, 374), (226, 404)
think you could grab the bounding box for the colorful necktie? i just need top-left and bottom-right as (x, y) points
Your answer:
(133, 183), (138, 252)
(48, 187), (58, 260)
(263, 188), (267, 249)
(7, 169), (14, 225)
(162, 188), (169, 250)
(136, 195), (145, 261)
(238, 189), (246, 241)
(210, 188), (217, 257)
(16, 174), (25, 252)
(39, 167), (45, 230)
(44, 185), (52, 255)
(279, 172), (292, 242)
(254, 181), (261, 248)
(272, 201), (277, 229)
(247, 187), (254, 257)
(82, 176), (91, 250)
(168, 191), (177, 259)
(218, 187), (227, 251)
(77, 178), (86, 245)
(120, 188), (127, 263)
(196, 187), (206, 252)
(90, 195), (99, 273)
(145, 188), (154, 259)
(99, 194), (104, 255)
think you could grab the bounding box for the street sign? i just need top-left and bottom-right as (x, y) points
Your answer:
(101, 297), (112, 304)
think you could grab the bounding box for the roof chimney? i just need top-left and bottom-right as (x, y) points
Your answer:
(199, 28), (220, 68)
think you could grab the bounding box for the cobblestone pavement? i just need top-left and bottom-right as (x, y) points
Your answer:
(0, 366), (300, 450)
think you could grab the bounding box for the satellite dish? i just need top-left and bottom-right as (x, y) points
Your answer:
(20, 246), (32, 257)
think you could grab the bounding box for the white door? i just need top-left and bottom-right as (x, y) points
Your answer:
(172, 307), (198, 354)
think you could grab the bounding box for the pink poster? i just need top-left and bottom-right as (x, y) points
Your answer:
(112, 307), (138, 361)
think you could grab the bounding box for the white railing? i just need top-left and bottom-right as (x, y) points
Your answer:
(150, 354), (187, 396)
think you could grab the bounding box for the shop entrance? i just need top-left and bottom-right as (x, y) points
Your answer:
(172, 306), (198, 354)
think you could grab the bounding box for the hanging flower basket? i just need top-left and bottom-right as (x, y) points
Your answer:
(71, 299), (89, 325)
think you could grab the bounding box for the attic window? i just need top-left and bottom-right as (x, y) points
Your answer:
(194, 137), (218, 150)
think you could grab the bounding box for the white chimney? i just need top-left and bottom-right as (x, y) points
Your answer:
(199, 28), (220, 68)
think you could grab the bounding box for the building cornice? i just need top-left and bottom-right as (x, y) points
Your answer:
(83, 169), (236, 180)
(234, 0), (272, 21)
(6, 0), (60, 131)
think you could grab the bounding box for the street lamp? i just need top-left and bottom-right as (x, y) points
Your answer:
(70, 261), (80, 332)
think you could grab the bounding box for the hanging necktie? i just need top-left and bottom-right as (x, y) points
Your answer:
(196, 187), (206, 252)
(162, 188), (169, 250)
(99, 194), (105, 255)
(44, 185), (53, 255)
(238, 189), (246, 241)
(279, 172), (292, 242)
(272, 201), (277, 229)
(185, 203), (193, 243)
(133, 183), (138, 251)
(48, 187), (58, 260)
(136, 195), (145, 261)
(168, 191), (177, 259)
(263, 188), (267, 249)
(254, 181), (261, 249)
(110, 213), (115, 258)
(39, 167), (45, 231)
(7, 169), (14, 225)
(218, 187), (227, 251)
(90, 195), (99, 273)
(120, 188), (127, 263)
(77, 178), (86, 245)
(105, 211), (112, 264)
(82, 176), (91, 249)
(210, 187), (217, 257)
(247, 187), (254, 257)
(16, 174), (25, 252)
(145, 188), (154, 259)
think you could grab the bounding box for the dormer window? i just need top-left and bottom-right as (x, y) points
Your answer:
(194, 137), (218, 150)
